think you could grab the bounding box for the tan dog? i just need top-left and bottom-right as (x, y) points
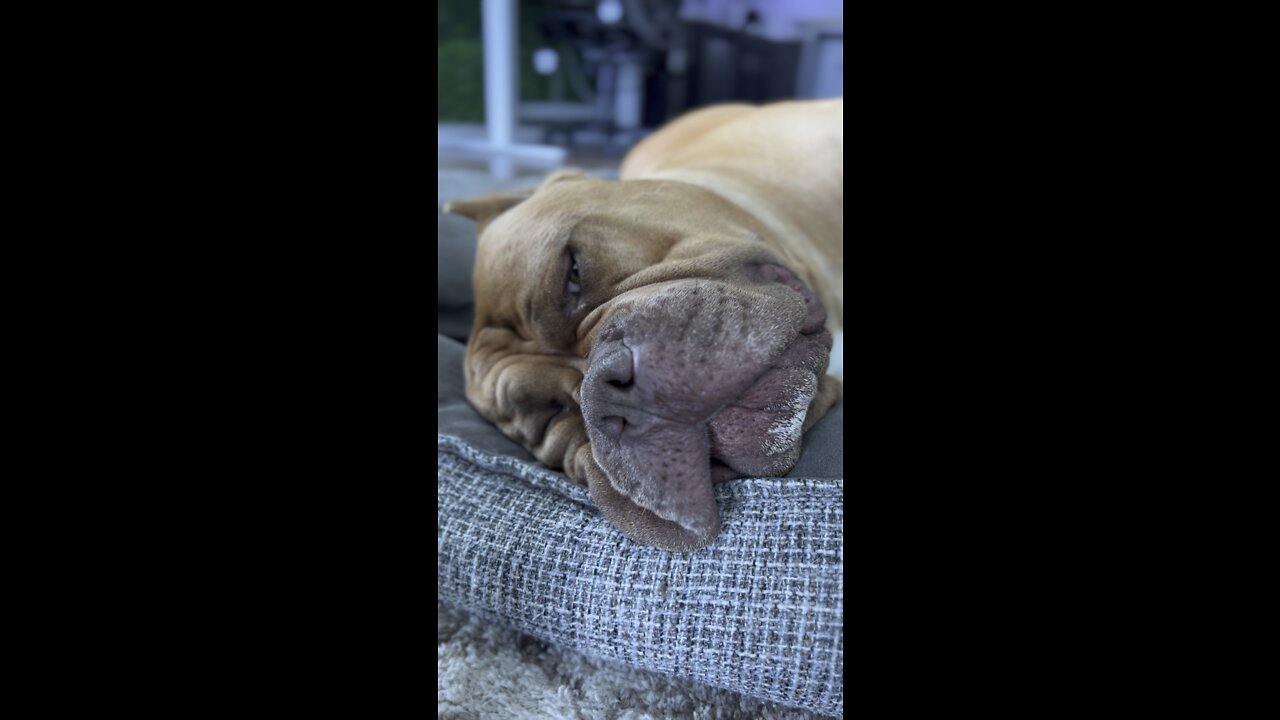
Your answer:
(446, 99), (843, 551)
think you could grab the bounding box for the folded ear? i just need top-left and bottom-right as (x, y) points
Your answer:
(442, 189), (533, 233)
(540, 167), (588, 186)
(441, 168), (589, 232)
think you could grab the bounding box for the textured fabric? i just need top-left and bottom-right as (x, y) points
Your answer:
(438, 435), (844, 717)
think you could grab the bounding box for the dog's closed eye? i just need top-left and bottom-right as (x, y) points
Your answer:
(567, 253), (582, 295)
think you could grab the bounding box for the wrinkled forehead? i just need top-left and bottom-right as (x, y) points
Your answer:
(477, 192), (570, 266)
(477, 179), (756, 260)
(470, 178), (767, 329)
(472, 197), (567, 314)
(469, 192), (573, 338)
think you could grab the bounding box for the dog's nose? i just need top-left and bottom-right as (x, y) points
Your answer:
(582, 339), (645, 443)
(596, 342), (634, 389)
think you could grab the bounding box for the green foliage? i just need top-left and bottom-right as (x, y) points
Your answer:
(518, 0), (552, 103)
(438, 0), (555, 122)
(439, 40), (485, 122)
(437, 0), (480, 42)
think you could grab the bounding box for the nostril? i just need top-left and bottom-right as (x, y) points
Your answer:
(598, 343), (635, 389)
(599, 415), (625, 441)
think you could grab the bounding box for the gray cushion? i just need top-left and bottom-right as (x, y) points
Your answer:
(438, 334), (844, 717)
(437, 212), (477, 341)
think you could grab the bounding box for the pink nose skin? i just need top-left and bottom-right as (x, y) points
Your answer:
(759, 263), (827, 334)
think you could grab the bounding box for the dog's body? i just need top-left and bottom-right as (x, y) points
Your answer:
(447, 99), (843, 550)
(621, 101), (844, 329)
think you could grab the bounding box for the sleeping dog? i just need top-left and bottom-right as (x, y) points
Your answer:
(445, 99), (843, 551)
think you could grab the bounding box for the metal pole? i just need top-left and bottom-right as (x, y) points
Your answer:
(482, 0), (516, 179)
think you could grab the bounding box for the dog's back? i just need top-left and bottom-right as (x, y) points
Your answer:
(620, 99), (843, 331)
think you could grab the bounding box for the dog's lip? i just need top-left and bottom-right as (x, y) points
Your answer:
(703, 325), (830, 475)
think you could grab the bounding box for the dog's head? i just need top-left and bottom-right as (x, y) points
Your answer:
(446, 170), (835, 550)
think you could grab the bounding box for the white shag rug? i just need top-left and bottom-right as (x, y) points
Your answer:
(438, 603), (822, 720)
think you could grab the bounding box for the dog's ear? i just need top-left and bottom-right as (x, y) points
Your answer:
(442, 168), (589, 233)
(540, 167), (588, 186)
(443, 189), (533, 233)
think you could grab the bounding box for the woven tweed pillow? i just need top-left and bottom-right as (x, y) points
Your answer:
(437, 335), (843, 717)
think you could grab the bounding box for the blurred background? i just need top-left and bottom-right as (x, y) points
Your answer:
(438, 0), (843, 181)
